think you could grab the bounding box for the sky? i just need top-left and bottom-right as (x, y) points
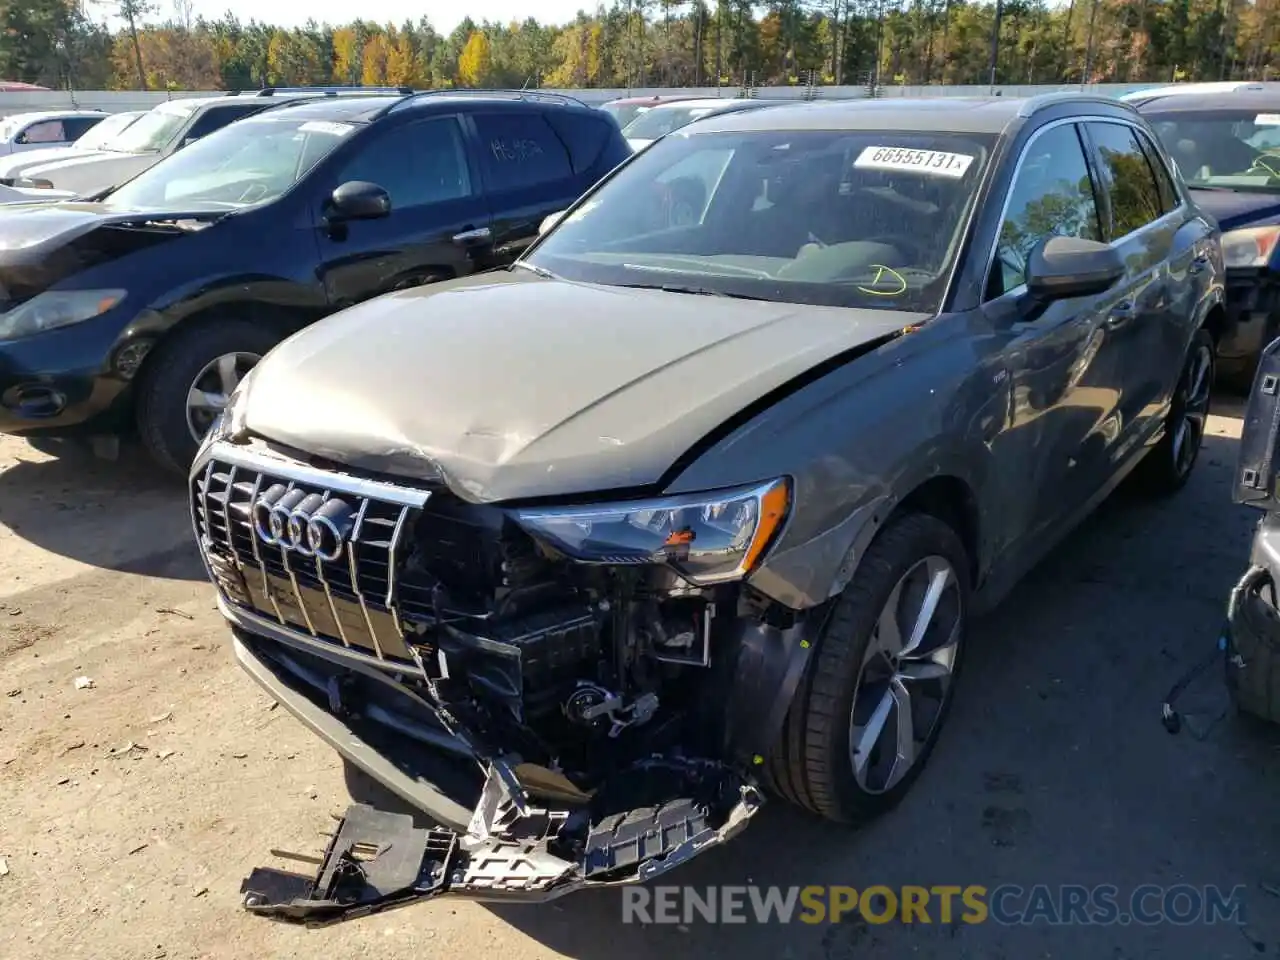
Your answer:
(104, 0), (599, 33)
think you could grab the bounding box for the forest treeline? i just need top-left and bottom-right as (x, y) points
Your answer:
(1, 0), (1277, 93)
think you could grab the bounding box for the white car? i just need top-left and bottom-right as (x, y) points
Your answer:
(0, 182), (74, 203)
(1119, 81), (1280, 103)
(11, 96), (275, 197)
(0, 110), (108, 155)
(620, 98), (780, 151)
(0, 110), (144, 185)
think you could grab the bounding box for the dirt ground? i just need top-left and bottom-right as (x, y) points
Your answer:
(2, 400), (1280, 960)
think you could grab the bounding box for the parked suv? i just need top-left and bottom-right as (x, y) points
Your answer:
(0, 89), (632, 473)
(191, 94), (1224, 920)
(11, 89), (393, 197)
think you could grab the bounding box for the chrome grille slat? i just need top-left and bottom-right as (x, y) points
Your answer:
(278, 481), (318, 637)
(386, 506), (410, 641)
(221, 465), (240, 567)
(314, 488), (351, 648)
(348, 498), (386, 660)
(243, 471), (284, 625)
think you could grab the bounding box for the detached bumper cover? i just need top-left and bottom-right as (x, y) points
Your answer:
(241, 764), (762, 926)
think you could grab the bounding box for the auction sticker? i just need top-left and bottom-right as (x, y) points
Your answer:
(854, 146), (975, 178)
(1256, 114), (1280, 126)
(299, 120), (356, 137)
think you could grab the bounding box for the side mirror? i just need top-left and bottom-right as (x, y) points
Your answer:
(539, 210), (565, 236)
(328, 180), (391, 222)
(1025, 236), (1124, 301)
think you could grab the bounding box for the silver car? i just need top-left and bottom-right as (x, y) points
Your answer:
(191, 92), (1224, 921)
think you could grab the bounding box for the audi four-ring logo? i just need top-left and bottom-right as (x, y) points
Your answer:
(252, 485), (356, 562)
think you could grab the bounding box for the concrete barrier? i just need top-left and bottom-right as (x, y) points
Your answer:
(0, 82), (1162, 118)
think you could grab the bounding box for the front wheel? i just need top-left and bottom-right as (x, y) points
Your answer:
(765, 512), (970, 824)
(1130, 328), (1214, 498)
(135, 320), (281, 476)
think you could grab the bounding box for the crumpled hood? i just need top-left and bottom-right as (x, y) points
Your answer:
(1191, 187), (1280, 232)
(0, 200), (228, 303)
(240, 269), (921, 502)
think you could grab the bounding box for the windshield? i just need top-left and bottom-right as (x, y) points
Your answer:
(602, 103), (651, 129)
(75, 113), (138, 150)
(623, 105), (732, 140)
(103, 114), (357, 210)
(1148, 110), (1280, 190)
(108, 104), (194, 154)
(527, 128), (994, 313)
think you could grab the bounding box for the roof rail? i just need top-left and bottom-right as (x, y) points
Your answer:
(255, 86), (415, 97)
(381, 88), (589, 116)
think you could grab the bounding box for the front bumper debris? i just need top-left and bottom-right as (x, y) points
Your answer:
(241, 760), (763, 926)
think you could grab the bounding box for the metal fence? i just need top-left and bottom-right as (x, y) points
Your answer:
(0, 82), (1162, 117)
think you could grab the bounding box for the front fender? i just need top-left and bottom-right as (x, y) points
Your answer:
(665, 315), (1004, 611)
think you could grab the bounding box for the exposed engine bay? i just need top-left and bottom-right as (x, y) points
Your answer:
(193, 443), (814, 924)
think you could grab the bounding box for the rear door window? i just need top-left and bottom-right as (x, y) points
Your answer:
(544, 111), (612, 175)
(1134, 128), (1180, 213)
(472, 112), (573, 193)
(1083, 121), (1166, 239)
(19, 120), (66, 144)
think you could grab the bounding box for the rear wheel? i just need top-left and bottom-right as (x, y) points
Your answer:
(135, 320), (280, 476)
(1130, 328), (1214, 498)
(765, 513), (970, 824)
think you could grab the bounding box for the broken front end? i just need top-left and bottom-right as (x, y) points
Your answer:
(191, 439), (817, 925)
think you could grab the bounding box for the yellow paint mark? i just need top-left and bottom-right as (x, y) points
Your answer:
(857, 264), (908, 297)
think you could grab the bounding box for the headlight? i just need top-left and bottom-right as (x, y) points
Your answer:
(0, 289), (124, 340)
(1221, 225), (1280, 269)
(513, 477), (791, 585)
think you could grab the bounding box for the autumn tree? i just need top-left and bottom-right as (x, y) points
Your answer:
(457, 29), (492, 86)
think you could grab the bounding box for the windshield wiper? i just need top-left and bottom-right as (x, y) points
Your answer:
(618, 282), (770, 301)
(512, 261), (558, 280)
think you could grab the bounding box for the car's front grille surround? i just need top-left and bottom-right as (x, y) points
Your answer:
(191, 446), (432, 663)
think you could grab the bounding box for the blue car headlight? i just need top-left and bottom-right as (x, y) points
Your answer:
(512, 477), (791, 585)
(1221, 225), (1280, 269)
(0, 288), (125, 340)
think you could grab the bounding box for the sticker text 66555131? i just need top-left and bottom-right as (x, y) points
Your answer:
(853, 146), (975, 179)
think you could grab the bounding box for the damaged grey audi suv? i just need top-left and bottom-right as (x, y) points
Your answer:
(190, 93), (1225, 922)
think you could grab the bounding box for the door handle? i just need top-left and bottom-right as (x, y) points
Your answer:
(452, 226), (492, 245)
(1105, 300), (1135, 330)
(1188, 253), (1210, 275)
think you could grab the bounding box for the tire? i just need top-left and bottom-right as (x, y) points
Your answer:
(134, 320), (280, 476)
(764, 512), (971, 824)
(1130, 328), (1215, 498)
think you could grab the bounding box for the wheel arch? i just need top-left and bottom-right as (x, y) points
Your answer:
(891, 474), (982, 584)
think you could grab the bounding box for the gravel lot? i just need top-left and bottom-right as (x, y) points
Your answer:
(2, 399), (1279, 959)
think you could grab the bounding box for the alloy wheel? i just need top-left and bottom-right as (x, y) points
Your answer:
(1172, 339), (1214, 478)
(185, 351), (261, 443)
(848, 555), (963, 795)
